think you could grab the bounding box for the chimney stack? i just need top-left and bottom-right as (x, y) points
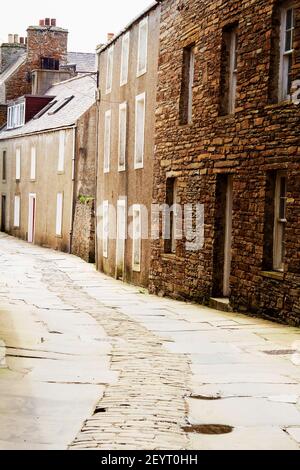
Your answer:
(39, 19), (45, 26)
(107, 33), (114, 42)
(8, 34), (14, 44)
(45, 18), (50, 26)
(19, 37), (25, 44)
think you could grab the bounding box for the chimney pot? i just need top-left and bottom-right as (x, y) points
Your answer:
(39, 19), (45, 26)
(51, 18), (56, 27)
(20, 37), (25, 44)
(45, 18), (50, 26)
(107, 33), (114, 42)
(8, 34), (14, 44)
(14, 34), (19, 43)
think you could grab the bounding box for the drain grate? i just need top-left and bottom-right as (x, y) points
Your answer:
(263, 349), (296, 356)
(182, 424), (234, 435)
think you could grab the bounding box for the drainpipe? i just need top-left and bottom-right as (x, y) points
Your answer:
(69, 125), (77, 254)
(94, 73), (101, 270)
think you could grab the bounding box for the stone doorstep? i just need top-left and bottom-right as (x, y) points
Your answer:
(210, 298), (232, 313)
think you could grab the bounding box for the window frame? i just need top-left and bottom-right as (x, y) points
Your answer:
(102, 200), (109, 259)
(106, 46), (114, 95)
(279, 4), (295, 101)
(228, 28), (238, 115)
(30, 146), (37, 181)
(273, 171), (287, 272)
(134, 92), (146, 170)
(15, 147), (21, 181)
(57, 130), (65, 174)
(2, 150), (7, 182)
(132, 204), (142, 272)
(120, 32), (130, 86)
(137, 17), (148, 77)
(104, 109), (112, 174)
(118, 102), (127, 172)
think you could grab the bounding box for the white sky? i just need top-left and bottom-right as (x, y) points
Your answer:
(0, 0), (154, 52)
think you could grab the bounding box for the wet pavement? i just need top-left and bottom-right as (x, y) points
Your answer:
(0, 233), (299, 450)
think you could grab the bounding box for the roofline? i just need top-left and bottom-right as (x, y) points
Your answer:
(97, 1), (160, 54)
(0, 124), (76, 141)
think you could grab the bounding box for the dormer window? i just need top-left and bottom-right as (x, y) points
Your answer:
(41, 57), (60, 70)
(7, 102), (25, 129)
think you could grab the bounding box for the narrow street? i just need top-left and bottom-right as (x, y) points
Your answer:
(0, 233), (300, 450)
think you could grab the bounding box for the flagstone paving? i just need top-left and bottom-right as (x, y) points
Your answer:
(0, 233), (299, 450)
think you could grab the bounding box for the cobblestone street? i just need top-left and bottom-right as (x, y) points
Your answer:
(0, 233), (300, 450)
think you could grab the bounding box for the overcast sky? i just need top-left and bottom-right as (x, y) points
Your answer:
(0, 0), (154, 52)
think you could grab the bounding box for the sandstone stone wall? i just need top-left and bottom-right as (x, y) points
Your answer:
(149, 0), (300, 326)
(71, 200), (95, 263)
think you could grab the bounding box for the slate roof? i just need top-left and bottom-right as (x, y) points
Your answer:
(0, 74), (96, 139)
(67, 52), (96, 73)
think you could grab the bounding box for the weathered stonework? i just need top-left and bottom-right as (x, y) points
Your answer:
(71, 199), (95, 263)
(149, 0), (300, 326)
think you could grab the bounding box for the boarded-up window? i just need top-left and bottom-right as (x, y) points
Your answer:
(118, 102), (127, 171)
(220, 25), (238, 115)
(179, 45), (195, 125)
(120, 32), (130, 86)
(30, 146), (36, 180)
(103, 201), (109, 258)
(134, 93), (146, 169)
(58, 130), (65, 173)
(104, 110), (112, 173)
(106, 46), (114, 94)
(2, 151), (6, 181)
(132, 205), (141, 272)
(137, 17), (148, 76)
(15, 148), (21, 180)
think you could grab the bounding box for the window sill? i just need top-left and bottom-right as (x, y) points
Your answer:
(133, 266), (141, 273)
(2, 180), (6, 184)
(261, 271), (284, 281)
(136, 69), (147, 79)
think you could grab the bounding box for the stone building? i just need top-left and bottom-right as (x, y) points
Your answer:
(149, 0), (300, 325)
(0, 75), (97, 262)
(96, 2), (161, 287)
(0, 18), (96, 127)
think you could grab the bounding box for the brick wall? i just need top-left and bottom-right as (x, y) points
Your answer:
(149, 0), (300, 325)
(0, 105), (7, 128)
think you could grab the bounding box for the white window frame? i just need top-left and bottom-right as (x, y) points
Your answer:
(132, 204), (142, 272)
(55, 192), (63, 237)
(58, 130), (65, 173)
(120, 32), (130, 86)
(228, 29), (238, 115)
(106, 46), (114, 94)
(118, 102), (127, 172)
(15, 147), (21, 180)
(134, 92), (146, 170)
(104, 110), (112, 173)
(279, 5), (295, 101)
(103, 200), (109, 258)
(7, 103), (25, 129)
(116, 198), (127, 276)
(273, 172), (287, 272)
(137, 17), (148, 77)
(14, 195), (20, 228)
(30, 146), (36, 181)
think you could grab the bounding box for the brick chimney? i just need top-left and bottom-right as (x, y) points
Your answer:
(26, 19), (68, 69)
(0, 33), (26, 73)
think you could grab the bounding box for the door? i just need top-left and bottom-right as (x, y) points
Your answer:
(212, 175), (233, 298)
(116, 200), (126, 280)
(28, 193), (36, 243)
(1, 195), (6, 232)
(223, 175), (233, 297)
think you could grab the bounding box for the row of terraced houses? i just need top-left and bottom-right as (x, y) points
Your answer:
(0, 0), (299, 326)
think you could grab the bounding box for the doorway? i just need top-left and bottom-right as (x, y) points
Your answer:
(116, 200), (126, 280)
(212, 175), (233, 298)
(28, 193), (36, 243)
(1, 195), (6, 232)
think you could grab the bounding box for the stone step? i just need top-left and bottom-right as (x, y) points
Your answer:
(209, 297), (232, 313)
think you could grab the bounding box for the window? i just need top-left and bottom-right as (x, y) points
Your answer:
(7, 102), (25, 129)
(15, 148), (21, 180)
(137, 17), (148, 77)
(103, 201), (109, 258)
(118, 102), (127, 171)
(220, 25), (238, 115)
(120, 32), (130, 86)
(106, 46), (114, 94)
(279, 6), (295, 101)
(48, 96), (74, 115)
(30, 146), (36, 181)
(14, 195), (20, 228)
(34, 100), (57, 119)
(132, 205), (141, 272)
(58, 130), (65, 173)
(273, 172), (287, 271)
(2, 151), (6, 181)
(179, 45), (195, 125)
(41, 57), (59, 70)
(134, 93), (146, 169)
(55, 192), (63, 236)
(165, 178), (177, 254)
(104, 110), (112, 173)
